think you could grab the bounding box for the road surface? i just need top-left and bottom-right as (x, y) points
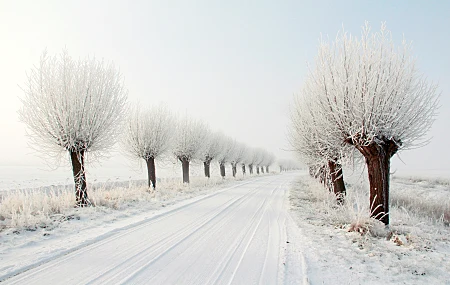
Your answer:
(4, 174), (301, 285)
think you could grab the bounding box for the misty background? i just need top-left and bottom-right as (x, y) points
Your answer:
(0, 0), (449, 189)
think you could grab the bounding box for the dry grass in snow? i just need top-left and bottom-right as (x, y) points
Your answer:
(0, 176), (240, 232)
(391, 175), (450, 225)
(289, 171), (450, 284)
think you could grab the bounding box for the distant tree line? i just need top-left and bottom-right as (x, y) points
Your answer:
(122, 106), (278, 188)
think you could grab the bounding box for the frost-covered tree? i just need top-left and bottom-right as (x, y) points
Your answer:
(173, 115), (208, 183)
(198, 131), (224, 178)
(304, 23), (439, 224)
(263, 153), (275, 173)
(259, 150), (267, 174)
(239, 146), (253, 175)
(216, 136), (236, 178)
(258, 150), (267, 174)
(241, 151), (251, 175)
(289, 92), (351, 200)
(252, 148), (265, 175)
(247, 148), (261, 175)
(229, 142), (248, 177)
(122, 104), (174, 189)
(278, 159), (290, 172)
(278, 159), (300, 172)
(245, 149), (254, 174)
(278, 159), (288, 172)
(19, 50), (127, 206)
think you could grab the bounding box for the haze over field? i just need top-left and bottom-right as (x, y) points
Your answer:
(0, 0), (449, 184)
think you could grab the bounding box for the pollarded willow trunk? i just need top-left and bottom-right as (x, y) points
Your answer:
(242, 164), (246, 175)
(231, 163), (237, 177)
(256, 167), (260, 174)
(180, 157), (190, 183)
(70, 150), (91, 207)
(317, 164), (330, 189)
(261, 167), (265, 174)
(249, 164), (253, 174)
(204, 159), (212, 178)
(266, 166), (269, 173)
(146, 157), (156, 189)
(357, 140), (398, 225)
(219, 162), (226, 178)
(327, 160), (346, 204)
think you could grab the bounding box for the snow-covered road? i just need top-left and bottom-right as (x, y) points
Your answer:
(4, 174), (302, 285)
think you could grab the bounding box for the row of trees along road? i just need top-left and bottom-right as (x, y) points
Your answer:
(19, 50), (276, 207)
(289, 23), (439, 225)
(123, 106), (276, 188)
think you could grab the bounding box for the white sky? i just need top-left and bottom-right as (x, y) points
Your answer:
(0, 0), (449, 179)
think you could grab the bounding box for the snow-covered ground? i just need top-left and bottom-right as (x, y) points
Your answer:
(1, 173), (307, 284)
(289, 171), (450, 285)
(0, 161), (215, 192)
(1, 170), (449, 284)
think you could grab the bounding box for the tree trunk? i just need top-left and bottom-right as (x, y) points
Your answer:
(256, 167), (260, 174)
(219, 162), (226, 178)
(180, 157), (190, 183)
(266, 166), (269, 173)
(317, 165), (329, 189)
(146, 157), (156, 189)
(204, 159), (211, 178)
(318, 166), (325, 185)
(242, 164), (246, 175)
(327, 160), (346, 204)
(70, 150), (90, 207)
(231, 163), (237, 177)
(249, 164), (253, 174)
(261, 167), (265, 174)
(357, 141), (398, 225)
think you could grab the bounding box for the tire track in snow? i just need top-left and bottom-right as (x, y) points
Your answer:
(226, 182), (287, 285)
(0, 178), (261, 283)
(4, 178), (276, 284)
(147, 181), (282, 284)
(126, 177), (284, 284)
(107, 181), (271, 284)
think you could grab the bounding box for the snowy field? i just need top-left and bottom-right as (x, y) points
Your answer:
(0, 160), (207, 192)
(1, 169), (449, 284)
